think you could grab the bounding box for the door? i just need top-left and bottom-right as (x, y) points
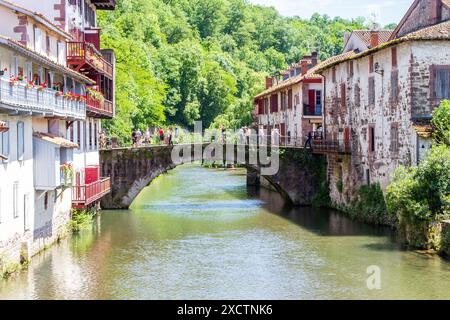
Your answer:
(308, 90), (316, 115)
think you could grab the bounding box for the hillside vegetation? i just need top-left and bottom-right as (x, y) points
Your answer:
(99, 0), (371, 144)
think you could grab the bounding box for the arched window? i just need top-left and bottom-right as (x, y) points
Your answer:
(17, 121), (24, 160)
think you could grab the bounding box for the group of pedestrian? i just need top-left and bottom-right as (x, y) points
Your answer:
(132, 126), (179, 147)
(238, 127), (252, 145)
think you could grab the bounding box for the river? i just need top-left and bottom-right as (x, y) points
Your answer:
(1, 164), (450, 300)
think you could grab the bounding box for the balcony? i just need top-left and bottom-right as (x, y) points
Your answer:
(312, 139), (352, 154)
(0, 77), (85, 120)
(67, 42), (113, 79)
(303, 104), (322, 117)
(86, 92), (113, 118)
(72, 177), (111, 208)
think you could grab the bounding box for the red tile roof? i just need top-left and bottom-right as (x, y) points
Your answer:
(345, 30), (394, 49)
(316, 19), (450, 74)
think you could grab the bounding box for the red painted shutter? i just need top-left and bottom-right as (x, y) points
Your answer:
(308, 90), (315, 114)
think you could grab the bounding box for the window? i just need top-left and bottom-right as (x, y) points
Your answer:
(24, 193), (30, 231)
(332, 67), (336, 83)
(392, 47), (398, 68)
(0, 121), (9, 158)
(368, 77), (375, 105)
(89, 121), (93, 150)
(340, 84), (346, 109)
(434, 68), (450, 99)
(17, 121), (24, 161)
(390, 124), (399, 153)
(94, 122), (98, 149)
(270, 94), (278, 113)
(34, 27), (42, 53)
(390, 70), (399, 104)
(315, 91), (322, 107)
(288, 89), (293, 109)
(46, 33), (50, 54)
(354, 84), (361, 107)
(369, 55), (374, 73)
(70, 123), (74, 143)
(13, 182), (19, 219)
(348, 61), (354, 78)
(369, 125), (375, 153)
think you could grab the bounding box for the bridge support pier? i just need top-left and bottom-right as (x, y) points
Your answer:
(246, 169), (260, 187)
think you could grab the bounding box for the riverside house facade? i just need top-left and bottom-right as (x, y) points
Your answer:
(254, 52), (324, 146)
(0, 0), (93, 270)
(12, 0), (115, 209)
(316, 0), (450, 207)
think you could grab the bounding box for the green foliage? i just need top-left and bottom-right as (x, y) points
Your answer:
(99, 0), (366, 142)
(69, 209), (96, 233)
(431, 100), (450, 146)
(349, 184), (395, 226)
(387, 145), (450, 223)
(336, 180), (343, 193)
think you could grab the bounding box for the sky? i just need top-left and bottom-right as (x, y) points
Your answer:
(248, 0), (414, 26)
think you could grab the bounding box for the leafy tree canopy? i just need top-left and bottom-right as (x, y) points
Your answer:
(99, 0), (368, 144)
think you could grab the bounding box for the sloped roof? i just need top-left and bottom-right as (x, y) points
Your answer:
(390, 0), (450, 41)
(345, 30), (394, 49)
(33, 132), (79, 148)
(0, 35), (95, 84)
(316, 19), (450, 74)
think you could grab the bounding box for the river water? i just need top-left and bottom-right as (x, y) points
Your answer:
(1, 165), (450, 300)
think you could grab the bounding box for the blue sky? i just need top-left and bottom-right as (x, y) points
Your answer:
(248, 0), (414, 25)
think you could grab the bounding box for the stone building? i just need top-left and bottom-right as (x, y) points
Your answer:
(316, 0), (450, 207)
(253, 52), (323, 146)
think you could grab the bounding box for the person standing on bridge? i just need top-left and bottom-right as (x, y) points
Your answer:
(167, 127), (173, 146)
(159, 128), (164, 144)
(305, 131), (313, 149)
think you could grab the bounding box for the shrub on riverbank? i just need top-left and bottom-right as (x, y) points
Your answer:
(348, 183), (396, 227)
(386, 145), (450, 248)
(69, 209), (96, 233)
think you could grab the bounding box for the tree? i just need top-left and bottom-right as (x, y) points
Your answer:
(431, 100), (450, 146)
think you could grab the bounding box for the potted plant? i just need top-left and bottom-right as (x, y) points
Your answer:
(86, 87), (105, 103)
(37, 81), (48, 92)
(60, 162), (74, 186)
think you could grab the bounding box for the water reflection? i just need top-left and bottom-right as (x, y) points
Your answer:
(1, 165), (450, 300)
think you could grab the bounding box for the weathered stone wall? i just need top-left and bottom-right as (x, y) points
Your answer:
(322, 40), (450, 208)
(254, 149), (328, 206)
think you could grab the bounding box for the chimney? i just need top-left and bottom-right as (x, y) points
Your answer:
(370, 31), (379, 48)
(430, 0), (443, 24)
(311, 51), (318, 66)
(301, 60), (308, 76)
(265, 76), (273, 89)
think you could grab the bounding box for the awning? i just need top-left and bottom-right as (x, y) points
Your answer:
(33, 132), (79, 148)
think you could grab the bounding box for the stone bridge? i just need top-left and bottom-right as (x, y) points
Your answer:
(100, 144), (328, 209)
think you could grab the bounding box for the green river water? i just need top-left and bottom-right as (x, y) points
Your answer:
(1, 164), (450, 300)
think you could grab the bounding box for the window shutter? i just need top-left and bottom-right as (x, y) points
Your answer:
(17, 121), (24, 160)
(436, 69), (450, 99)
(1, 121), (9, 157)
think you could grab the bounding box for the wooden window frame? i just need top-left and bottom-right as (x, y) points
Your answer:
(368, 124), (375, 154)
(430, 65), (450, 102)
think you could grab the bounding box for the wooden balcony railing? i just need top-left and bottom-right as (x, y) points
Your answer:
(86, 92), (113, 118)
(67, 41), (113, 78)
(72, 177), (111, 208)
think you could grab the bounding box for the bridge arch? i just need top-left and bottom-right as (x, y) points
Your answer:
(100, 145), (328, 209)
